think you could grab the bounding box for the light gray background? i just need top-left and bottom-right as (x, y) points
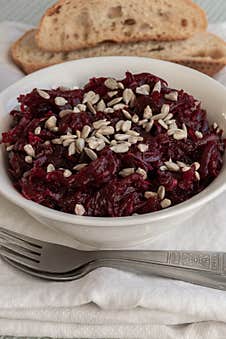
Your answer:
(0, 0), (225, 24)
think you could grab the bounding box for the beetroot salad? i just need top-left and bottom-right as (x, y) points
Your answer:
(2, 72), (225, 217)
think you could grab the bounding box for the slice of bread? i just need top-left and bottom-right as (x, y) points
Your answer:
(11, 29), (226, 76)
(36, 0), (207, 52)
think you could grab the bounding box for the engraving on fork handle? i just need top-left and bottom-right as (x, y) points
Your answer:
(168, 251), (225, 275)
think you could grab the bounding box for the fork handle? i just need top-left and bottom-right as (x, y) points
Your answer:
(94, 259), (226, 291)
(92, 250), (226, 276)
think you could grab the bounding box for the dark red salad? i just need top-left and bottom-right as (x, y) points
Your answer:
(2, 72), (225, 217)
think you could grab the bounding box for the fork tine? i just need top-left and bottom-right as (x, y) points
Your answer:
(0, 226), (43, 248)
(0, 247), (40, 270)
(0, 241), (40, 261)
(0, 233), (41, 253)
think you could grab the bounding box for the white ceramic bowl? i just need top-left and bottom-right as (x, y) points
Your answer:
(0, 57), (226, 248)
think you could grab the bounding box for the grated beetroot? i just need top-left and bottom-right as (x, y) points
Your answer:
(2, 72), (225, 217)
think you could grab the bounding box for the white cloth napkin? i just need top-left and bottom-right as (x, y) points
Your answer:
(1, 21), (226, 339)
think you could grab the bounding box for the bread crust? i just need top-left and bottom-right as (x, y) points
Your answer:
(35, 0), (207, 52)
(11, 29), (226, 76)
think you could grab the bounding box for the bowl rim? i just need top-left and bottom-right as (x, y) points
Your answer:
(0, 56), (226, 227)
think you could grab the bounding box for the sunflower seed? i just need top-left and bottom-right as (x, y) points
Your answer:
(84, 147), (98, 160)
(54, 97), (68, 106)
(213, 122), (218, 130)
(138, 144), (148, 152)
(195, 131), (203, 139)
(152, 81), (161, 93)
(95, 133), (110, 144)
(104, 78), (119, 90)
(87, 102), (96, 114)
(59, 109), (74, 118)
(77, 104), (87, 112)
(73, 163), (88, 171)
(63, 169), (72, 178)
(160, 165), (167, 171)
(73, 107), (80, 113)
(44, 141), (51, 146)
(160, 198), (171, 209)
(111, 140), (117, 146)
(108, 91), (118, 98)
(60, 134), (77, 141)
(136, 84), (150, 96)
(47, 163), (55, 173)
(25, 155), (32, 164)
(110, 143), (130, 153)
(164, 91), (178, 101)
(123, 88), (135, 105)
(193, 162), (200, 170)
(81, 125), (91, 139)
(157, 185), (165, 200)
(137, 136), (144, 141)
(164, 113), (174, 121)
(75, 138), (85, 153)
(182, 166), (191, 172)
(114, 103), (127, 111)
(152, 106), (169, 120)
(63, 139), (75, 147)
(144, 191), (157, 199)
(34, 126), (41, 135)
(195, 171), (200, 180)
(161, 104), (170, 115)
(118, 82), (124, 89)
(87, 137), (102, 149)
(166, 119), (177, 126)
(164, 161), (180, 172)
(122, 120), (132, 132)
(107, 97), (123, 107)
(97, 126), (115, 135)
(128, 136), (139, 144)
(132, 114), (139, 123)
(173, 130), (187, 140)
(93, 119), (109, 129)
(115, 134), (130, 141)
(145, 120), (154, 132)
(122, 109), (132, 120)
(126, 130), (140, 136)
(182, 123), (187, 136)
(68, 142), (76, 156)
(83, 91), (100, 105)
(116, 120), (124, 131)
(176, 161), (187, 168)
(96, 99), (106, 111)
(104, 108), (114, 114)
(119, 168), (135, 177)
(52, 127), (59, 132)
(6, 145), (14, 151)
(45, 116), (57, 129)
(74, 203), (85, 216)
(24, 144), (35, 157)
(158, 119), (168, 130)
(51, 138), (62, 144)
(96, 142), (105, 151)
(167, 129), (177, 136)
(143, 105), (153, 119)
(136, 167), (147, 179)
(37, 89), (50, 100)
(138, 119), (148, 126)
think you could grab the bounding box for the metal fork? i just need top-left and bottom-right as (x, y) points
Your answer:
(2, 226), (226, 290)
